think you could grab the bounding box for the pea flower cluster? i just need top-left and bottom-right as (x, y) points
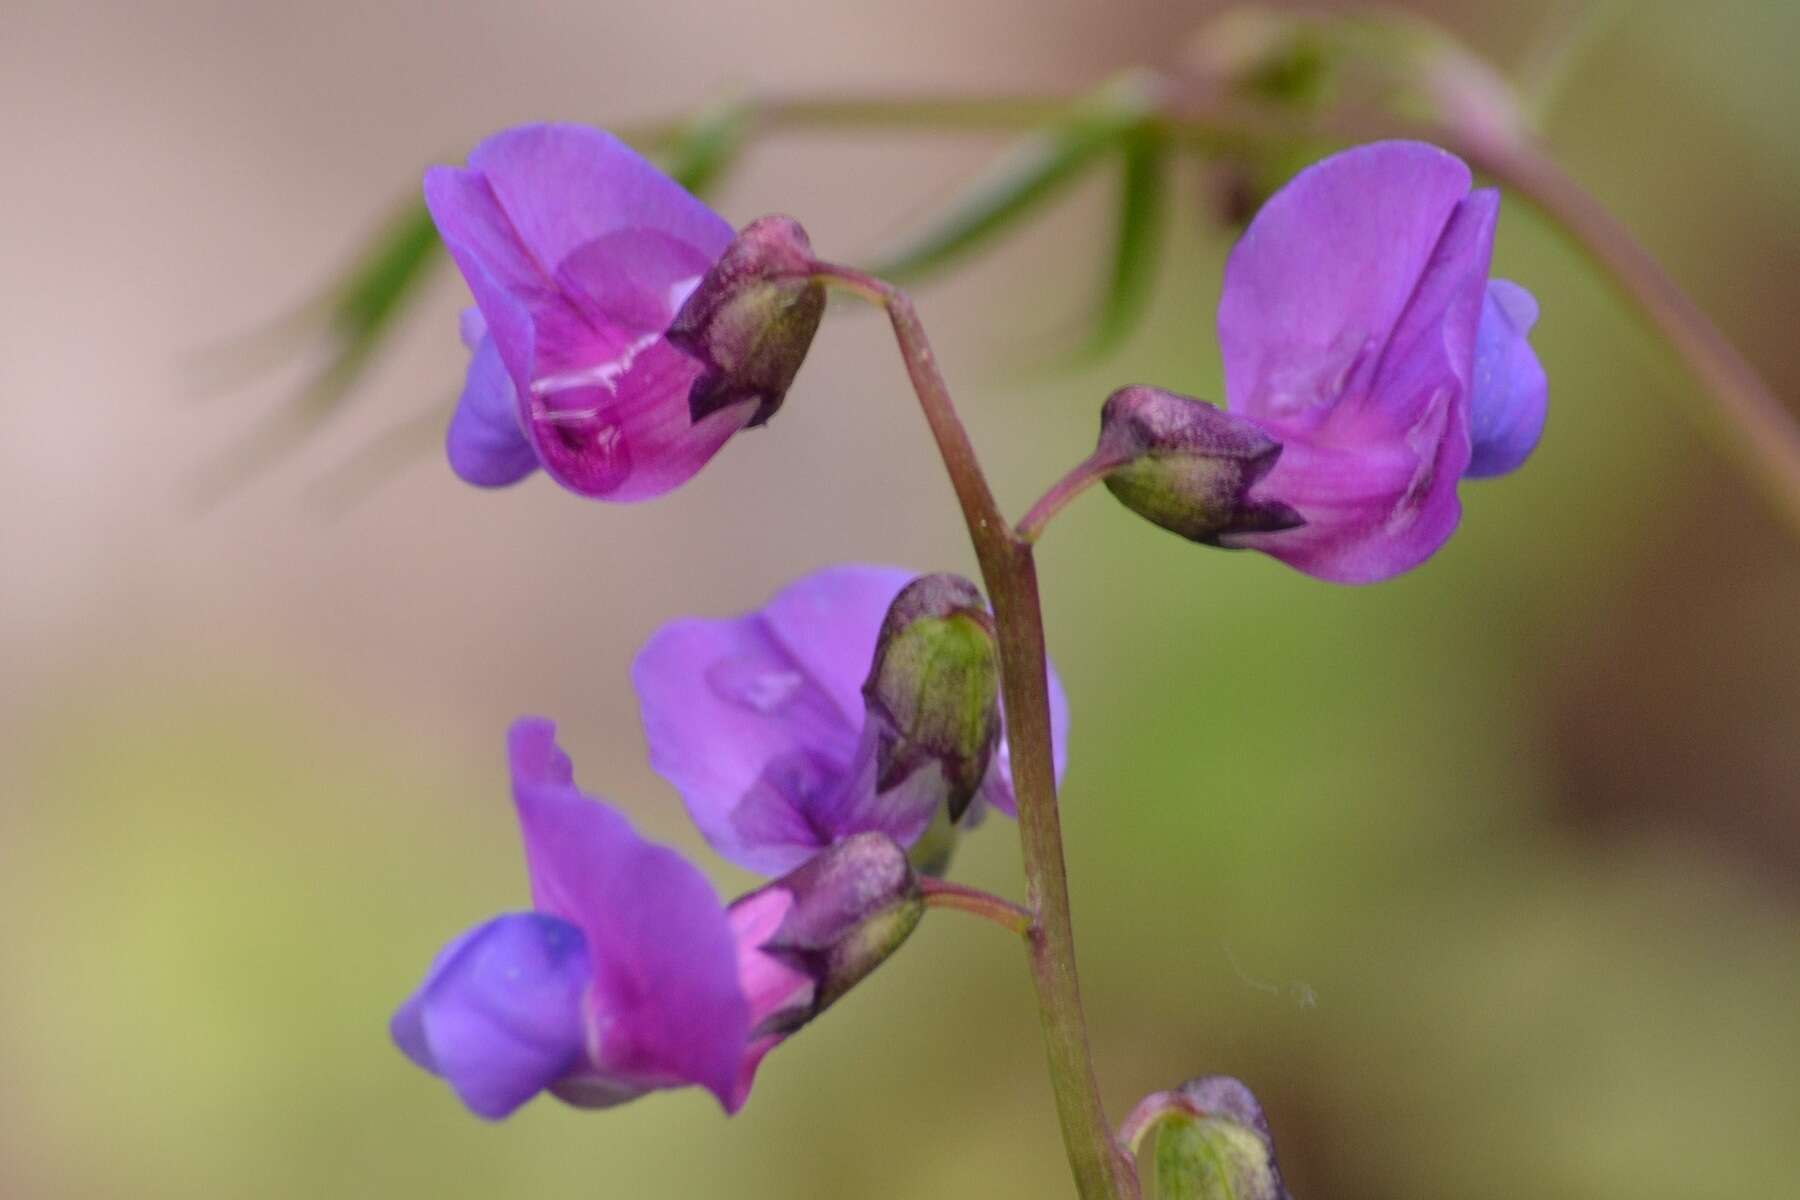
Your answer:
(395, 119), (1544, 1196)
(396, 567), (1060, 1117)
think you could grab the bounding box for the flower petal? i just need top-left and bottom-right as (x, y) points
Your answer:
(467, 124), (731, 277)
(426, 126), (730, 383)
(507, 718), (749, 1111)
(1219, 141), (1473, 432)
(764, 565), (1054, 830)
(1465, 279), (1548, 478)
(637, 565), (1073, 855)
(633, 610), (862, 876)
(390, 912), (591, 1120)
(1357, 188), (1496, 434)
(424, 124), (744, 503)
(971, 658), (1071, 818)
(422, 165), (541, 391)
(446, 333), (538, 487)
(1230, 188), (1495, 583)
(523, 338), (751, 503)
(759, 564), (918, 722)
(1225, 430), (1437, 582)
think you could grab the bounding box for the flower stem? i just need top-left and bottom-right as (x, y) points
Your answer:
(815, 261), (1137, 1200)
(1470, 135), (1800, 535)
(1017, 450), (1129, 544)
(920, 877), (1035, 937)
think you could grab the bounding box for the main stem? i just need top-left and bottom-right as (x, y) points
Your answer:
(816, 264), (1134, 1199)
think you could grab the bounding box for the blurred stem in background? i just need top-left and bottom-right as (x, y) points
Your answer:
(217, 6), (1800, 539)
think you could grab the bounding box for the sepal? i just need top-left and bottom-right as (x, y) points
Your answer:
(1097, 386), (1303, 545)
(1125, 1075), (1290, 1200)
(732, 831), (924, 1029)
(862, 573), (1003, 824)
(666, 214), (825, 427)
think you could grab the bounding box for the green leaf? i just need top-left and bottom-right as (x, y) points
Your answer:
(330, 201), (442, 338)
(1081, 122), (1170, 356)
(1152, 1114), (1282, 1200)
(188, 200), (443, 505)
(657, 96), (756, 198)
(864, 70), (1163, 282)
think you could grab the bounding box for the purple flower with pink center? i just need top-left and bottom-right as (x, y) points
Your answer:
(1210, 140), (1547, 582)
(425, 124), (754, 501)
(633, 564), (1070, 876)
(391, 718), (920, 1119)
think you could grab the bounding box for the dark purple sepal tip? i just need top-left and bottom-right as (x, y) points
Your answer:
(666, 214), (826, 428)
(1097, 385), (1305, 546)
(752, 831), (923, 1014)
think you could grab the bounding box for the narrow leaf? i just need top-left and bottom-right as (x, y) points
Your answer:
(1082, 122), (1170, 356)
(331, 201), (443, 337)
(864, 70), (1163, 282)
(658, 96), (756, 198)
(189, 202), (442, 505)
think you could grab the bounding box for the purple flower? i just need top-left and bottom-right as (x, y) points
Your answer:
(1213, 140), (1548, 582)
(393, 718), (750, 1117)
(392, 719), (923, 1120)
(633, 564), (1070, 876)
(425, 124), (747, 501)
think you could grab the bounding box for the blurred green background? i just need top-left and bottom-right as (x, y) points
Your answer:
(3, 1), (1796, 1196)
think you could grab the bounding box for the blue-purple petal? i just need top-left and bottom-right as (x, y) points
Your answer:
(1219, 141), (1474, 432)
(423, 124), (744, 503)
(759, 564), (917, 726)
(507, 718), (750, 1111)
(446, 333), (538, 487)
(634, 612), (861, 875)
(635, 565), (1073, 857)
(1220, 147), (1505, 584)
(390, 912), (591, 1120)
(466, 124), (731, 276)
(1465, 279), (1548, 478)
(973, 659), (1071, 818)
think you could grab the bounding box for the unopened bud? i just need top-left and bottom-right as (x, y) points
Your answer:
(1097, 385), (1303, 545)
(731, 832), (923, 1042)
(864, 574), (1002, 824)
(1140, 1076), (1289, 1200)
(666, 214), (826, 427)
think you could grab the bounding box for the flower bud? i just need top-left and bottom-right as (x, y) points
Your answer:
(1097, 385), (1304, 545)
(730, 832), (923, 1043)
(665, 214), (826, 427)
(863, 573), (1002, 824)
(1140, 1076), (1289, 1200)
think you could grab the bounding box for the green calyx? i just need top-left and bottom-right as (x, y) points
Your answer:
(1096, 385), (1303, 546)
(864, 574), (1002, 821)
(1152, 1114), (1282, 1200)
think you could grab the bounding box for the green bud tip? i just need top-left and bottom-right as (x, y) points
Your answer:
(1141, 1076), (1288, 1200)
(863, 574), (1002, 823)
